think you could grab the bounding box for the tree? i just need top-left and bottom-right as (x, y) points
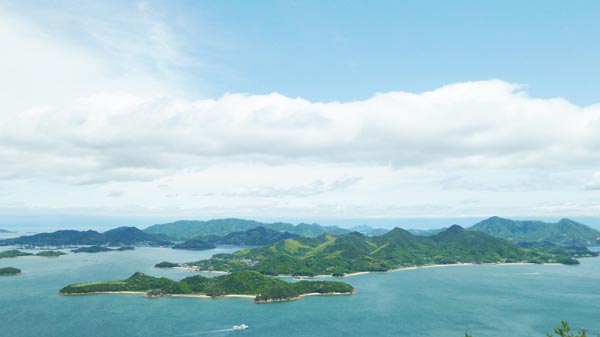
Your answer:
(547, 321), (588, 337)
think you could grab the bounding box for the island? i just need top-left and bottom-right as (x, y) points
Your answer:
(0, 249), (67, 258)
(59, 270), (355, 303)
(470, 216), (600, 246)
(35, 250), (67, 257)
(0, 226), (171, 247)
(183, 225), (592, 277)
(155, 261), (179, 268)
(0, 267), (21, 275)
(71, 246), (135, 253)
(172, 238), (216, 251)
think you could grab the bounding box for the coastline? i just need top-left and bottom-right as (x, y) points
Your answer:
(255, 291), (356, 304)
(184, 261), (567, 279)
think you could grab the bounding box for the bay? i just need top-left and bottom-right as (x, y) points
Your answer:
(1, 246), (599, 337)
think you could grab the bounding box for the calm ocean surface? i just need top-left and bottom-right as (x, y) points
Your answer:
(1, 244), (599, 337)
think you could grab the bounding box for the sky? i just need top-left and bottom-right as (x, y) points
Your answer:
(1, 0), (600, 229)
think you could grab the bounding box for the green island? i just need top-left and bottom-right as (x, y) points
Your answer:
(470, 216), (600, 246)
(35, 250), (67, 257)
(59, 270), (355, 303)
(183, 225), (593, 277)
(155, 261), (179, 268)
(172, 238), (216, 251)
(0, 249), (67, 258)
(71, 246), (135, 253)
(0, 267), (21, 275)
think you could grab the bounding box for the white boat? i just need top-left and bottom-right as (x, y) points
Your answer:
(232, 324), (249, 330)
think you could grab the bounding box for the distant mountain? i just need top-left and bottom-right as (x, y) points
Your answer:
(188, 225), (586, 276)
(407, 228), (448, 236)
(0, 229), (13, 233)
(470, 216), (600, 246)
(0, 227), (170, 247)
(172, 238), (216, 251)
(102, 227), (170, 245)
(206, 226), (301, 246)
(144, 218), (350, 240)
(348, 225), (390, 236)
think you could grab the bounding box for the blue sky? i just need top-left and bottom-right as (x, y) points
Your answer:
(1, 1), (600, 229)
(7, 0), (600, 104)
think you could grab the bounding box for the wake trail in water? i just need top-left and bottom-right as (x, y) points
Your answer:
(181, 328), (235, 336)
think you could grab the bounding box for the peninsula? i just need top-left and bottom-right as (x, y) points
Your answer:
(182, 225), (593, 277)
(59, 270), (354, 303)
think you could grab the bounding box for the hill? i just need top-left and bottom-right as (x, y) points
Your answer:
(206, 226), (301, 246)
(172, 238), (216, 251)
(0, 227), (170, 247)
(470, 216), (600, 246)
(0, 229), (13, 233)
(59, 270), (354, 303)
(102, 227), (171, 245)
(185, 226), (588, 276)
(0, 267), (21, 275)
(144, 218), (349, 240)
(71, 246), (134, 253)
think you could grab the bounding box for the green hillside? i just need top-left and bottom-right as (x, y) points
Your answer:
(0, 227), (170, 247)
(172, 238), (216, 251)
(204, 226), (300, 246)
(185, 226), (588, 276)
(144, 218), (349, 240)
(470, 216), (600, 246)
(59, 271), (354, 303)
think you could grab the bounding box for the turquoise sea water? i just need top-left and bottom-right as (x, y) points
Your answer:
(1, 246), (599, 337)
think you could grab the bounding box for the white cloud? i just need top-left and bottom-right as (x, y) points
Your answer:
(1, 80), (600, 185)
(2, 3), (600, 220)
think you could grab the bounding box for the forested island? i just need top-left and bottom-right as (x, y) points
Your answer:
(59, 271), (355, 303)
(181, 225), (595, 277)
(0, 227), (170, 247)
(71, 246), (134, 253)
(0, 267), (21, 275)
(0, 249), (66, 258)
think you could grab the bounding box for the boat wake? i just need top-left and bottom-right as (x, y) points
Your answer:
(181, 328), (236, 336)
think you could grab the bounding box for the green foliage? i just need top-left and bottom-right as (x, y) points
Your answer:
(71, 246), (113, 253)
(547, 321), (590, 337)
(0, 249), (67, 258)
(144, 218), (350, 240)
(0, 267), (21, 275)
(0, 227), (170, 247)
(71, 246), (134, 253)
(185, 225), (585, 276)
(154, 261), (179, 268)
(35, 250), (67, 257)
(172, 238), (216, 251)
(206, 226), (300, 246)
(0, 249), (34, 258)
(59, 270), (354, 303)
(471, 216), (600, 246)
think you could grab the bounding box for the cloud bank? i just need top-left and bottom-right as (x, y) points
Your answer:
(1, 80), (599, 185)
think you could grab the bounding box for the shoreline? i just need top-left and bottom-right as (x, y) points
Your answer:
(183, 261), (568, 279)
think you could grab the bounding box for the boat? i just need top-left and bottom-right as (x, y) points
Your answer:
(232, 324), (249, 330)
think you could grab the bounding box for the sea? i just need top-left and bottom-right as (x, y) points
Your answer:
(1, 233), (599, 337)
